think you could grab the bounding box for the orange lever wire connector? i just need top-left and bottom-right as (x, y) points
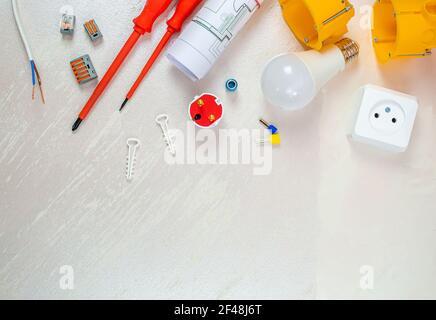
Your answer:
(72, 0), (173, 132)
(120, 0), (204, 111)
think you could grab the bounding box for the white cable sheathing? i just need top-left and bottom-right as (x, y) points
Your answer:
(12, 0), (33, 61)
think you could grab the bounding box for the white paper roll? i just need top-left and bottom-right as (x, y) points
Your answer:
(167, 0), (263, 81)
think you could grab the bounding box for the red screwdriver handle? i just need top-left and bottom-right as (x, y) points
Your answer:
(120, 0), (204, 109)
(134, 0), (173, 34)
(167, 0), (203, 33)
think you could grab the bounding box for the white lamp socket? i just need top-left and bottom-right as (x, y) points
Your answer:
(351, 84), (418, 152)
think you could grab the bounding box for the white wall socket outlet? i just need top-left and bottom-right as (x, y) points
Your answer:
(351, 84), (418, 152)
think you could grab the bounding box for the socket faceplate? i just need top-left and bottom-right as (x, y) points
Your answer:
(352, 85), (418, 152)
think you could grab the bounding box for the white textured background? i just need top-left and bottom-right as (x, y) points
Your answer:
(0, 0), (435, 299)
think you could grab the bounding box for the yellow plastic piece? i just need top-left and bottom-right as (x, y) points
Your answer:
(279, 0), (355, 51)
(373, 0), (436, 62)
(270, 134), (281, 145)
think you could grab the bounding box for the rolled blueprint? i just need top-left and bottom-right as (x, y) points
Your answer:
(166, 0), (263, 81)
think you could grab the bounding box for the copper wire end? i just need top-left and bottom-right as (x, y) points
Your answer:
(33, 63), (45, 104)
(38, 84), (45, 104)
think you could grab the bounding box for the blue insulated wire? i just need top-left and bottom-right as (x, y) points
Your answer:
(30, 60), (36, 86)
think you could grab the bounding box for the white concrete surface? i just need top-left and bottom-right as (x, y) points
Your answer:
(0, 0), (435, 299)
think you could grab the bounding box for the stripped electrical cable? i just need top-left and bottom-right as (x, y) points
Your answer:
(11, 0), (45, 103)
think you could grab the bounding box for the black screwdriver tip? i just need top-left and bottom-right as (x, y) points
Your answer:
(72, 118), (82, 132)
(119, 98), (129, 112)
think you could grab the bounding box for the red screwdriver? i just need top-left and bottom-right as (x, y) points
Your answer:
(120, 0), (203, 111)
(72, 0), (173, 132)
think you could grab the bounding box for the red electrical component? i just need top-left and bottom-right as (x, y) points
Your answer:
(189, 93), (223, 128)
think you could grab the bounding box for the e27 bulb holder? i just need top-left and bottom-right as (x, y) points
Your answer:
(279, 0), (355, 51)
(373, 0), (436, 62)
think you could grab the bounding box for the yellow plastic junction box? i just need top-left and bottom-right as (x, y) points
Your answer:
(279, 0), (355, 51)
(373, 0), (436, 62)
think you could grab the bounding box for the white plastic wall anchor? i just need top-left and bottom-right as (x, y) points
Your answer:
(155, 114), (176, 156)
(126, 138), (140, 181)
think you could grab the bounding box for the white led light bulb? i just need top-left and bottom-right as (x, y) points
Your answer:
(261, 38), (359, 110)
